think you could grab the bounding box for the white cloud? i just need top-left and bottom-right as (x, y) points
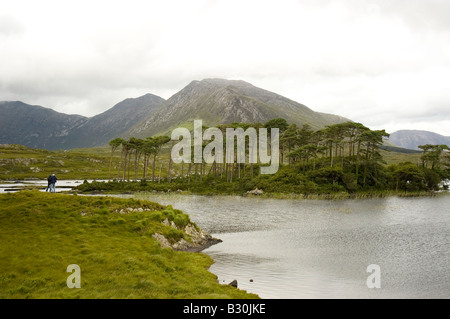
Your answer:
(1, 0), (449, 135)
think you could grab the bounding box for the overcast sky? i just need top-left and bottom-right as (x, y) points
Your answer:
(1, 0), (450, 135)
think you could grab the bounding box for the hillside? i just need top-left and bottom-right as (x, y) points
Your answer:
(0, 144), (111, 180)
(0, 94), (165, 150)
(1, 79), (350, 150)
(0, 101), (88, 150)
(129, 78), (350, 137)
(389, 130), (450, 150)
(66, 94), (166, 148)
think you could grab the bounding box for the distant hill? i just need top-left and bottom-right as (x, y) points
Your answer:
(389, 130), (450, 150)
(0, 101), (88, 150)
(129, 78), (350, 137)
(0, 94), (165, 150)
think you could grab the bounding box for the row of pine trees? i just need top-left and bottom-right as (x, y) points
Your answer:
(108, 119), (449, 191)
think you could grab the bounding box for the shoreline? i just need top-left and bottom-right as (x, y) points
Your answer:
(177, 237), (223, 253)
(128, 189), (450, 201)
(1, 181), (449, 201)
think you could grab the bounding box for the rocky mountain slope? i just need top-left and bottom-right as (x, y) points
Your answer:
(130, 78), (350, 137)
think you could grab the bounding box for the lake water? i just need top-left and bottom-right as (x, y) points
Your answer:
(0, 180), (104, 193)
(2, 182), (449, 299)
(135, 193), (450, 299)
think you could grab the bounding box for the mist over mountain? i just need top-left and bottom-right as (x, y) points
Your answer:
(389, 130), (450, 150)
(1, 78), (350, 150)
(130, 78), (350, 137)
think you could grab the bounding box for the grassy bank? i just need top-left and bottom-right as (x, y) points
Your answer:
(0, 144), (111, 180)
(0, 144), (173, 181)
(0, 190), (258, 299)
(73, 174), (447, 200)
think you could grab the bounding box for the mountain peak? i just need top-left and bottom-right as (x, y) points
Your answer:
(199, 78), (253, 85)
(131, 79), (350, 137)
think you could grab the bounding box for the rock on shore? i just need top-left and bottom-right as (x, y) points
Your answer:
(153, 218), (222, 252)
(246, 188), (264, 195)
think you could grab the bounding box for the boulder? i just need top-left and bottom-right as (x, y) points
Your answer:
(247, 188), (264, 195)
(152, 233), (171, 249)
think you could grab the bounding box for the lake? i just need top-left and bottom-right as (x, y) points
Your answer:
(135, 193), (450, 299)
(1, 181), (448, 299)
(0, 179), (105, 193)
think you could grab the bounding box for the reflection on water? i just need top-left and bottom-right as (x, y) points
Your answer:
(136, 193), (450, 299)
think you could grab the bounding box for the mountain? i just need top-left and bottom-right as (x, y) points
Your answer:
(65, 94), (166, 148)
(0, 101), (88, 150)
(1, 78), (351, 150)
(0, 94), (165, 150)
(389, 130), (450, 150)
(129, 78), (350, 137)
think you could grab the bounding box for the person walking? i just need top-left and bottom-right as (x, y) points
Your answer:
(45, 174), (52, 192)
(49, 173), (57, 193)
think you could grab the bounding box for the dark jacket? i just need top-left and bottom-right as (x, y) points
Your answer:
(49, 175), (57, 184)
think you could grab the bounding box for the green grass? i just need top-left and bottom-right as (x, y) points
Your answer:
(0, 190), (258, 299)
(380, 149), (421, 165)
(0, 144), (111, 180)
(0, 144), (175, 181)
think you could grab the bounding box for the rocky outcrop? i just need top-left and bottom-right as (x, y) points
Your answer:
(246, 188), (264, 195)
(228, 280), (238, 288)
(153, 218), (222, 252)
(152, 233), (172, 249)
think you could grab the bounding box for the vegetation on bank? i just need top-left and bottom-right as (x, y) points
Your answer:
(74, 164), (448, 198)
(1, 119), (449, 197)
(75, 119), (449, 196)
(0, 191), (258, 299)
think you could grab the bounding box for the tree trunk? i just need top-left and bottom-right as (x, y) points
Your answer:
(134, 150), (139, 181)
(168, 151), (173, 183)
(152, 154), (157, 182)
(330, 143), (334, 167)
(187, 163), (192, 185)
(118, 151), (123, 180)
(109, 148), (115, 180)
(143, 154), (148, 179)
(123, 151), (128, 180)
